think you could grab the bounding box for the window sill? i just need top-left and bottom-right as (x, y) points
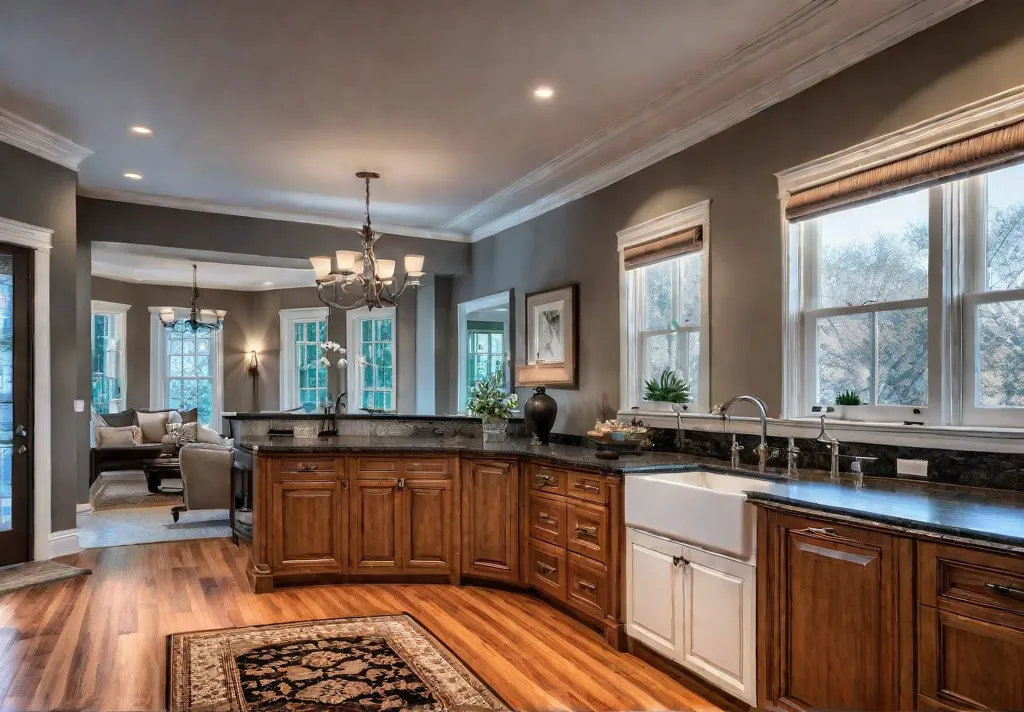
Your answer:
(618, 409), (1024, 453)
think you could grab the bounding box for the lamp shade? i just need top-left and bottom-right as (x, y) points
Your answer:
(335, 250), (360, 273)
(310, 256), (333, 281)
(404, 254), (425, 273)
(215, 309), (228, 319)
(377, 259), (396, 281)
(158, 309), (175, 325)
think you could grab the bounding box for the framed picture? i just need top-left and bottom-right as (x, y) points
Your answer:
(517, 283), (579, 388)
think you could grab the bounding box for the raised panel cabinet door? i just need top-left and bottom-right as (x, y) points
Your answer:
(350, 480), (401, 572)
(625, 528), (685, 661)
(766, 517), (901, 712)
(919, 605), (1024, 710)
(461, 460), (519, 582)
(269, 479), (343, 572)
(401, 479), (453, 572)
(681, 545), (756, 706)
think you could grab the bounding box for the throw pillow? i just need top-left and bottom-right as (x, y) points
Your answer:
(94, 425), (143, 447)
(179, 407), (199, 424)
(195, 424), (225, 445)
(167, 410), (183, 425)
(165, 422), (198, 448)
(102, 408), (137, 428)
(135, 410), (170, 444)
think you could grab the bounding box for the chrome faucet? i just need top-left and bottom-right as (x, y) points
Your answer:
(719, 395), (770, 473)
(786, 437), (800, 477)
(816, 413), (841, 480)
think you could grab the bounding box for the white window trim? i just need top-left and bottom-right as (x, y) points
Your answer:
(617, 200), (711, 414)
(148, 306), (224, 428)
(90, 300), (130, 413)
(346, 306), (397, 413)
(278, 307), (329, 411)
(456, 291), (511, 414)
(778, 85), (1024, 431)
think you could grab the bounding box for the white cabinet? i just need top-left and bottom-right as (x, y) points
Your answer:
(626, 528), (756, 705)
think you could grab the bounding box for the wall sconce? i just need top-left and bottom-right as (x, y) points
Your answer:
(247, 350), (259, 412)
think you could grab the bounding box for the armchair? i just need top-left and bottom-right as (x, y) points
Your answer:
(172, 442), (233, 523)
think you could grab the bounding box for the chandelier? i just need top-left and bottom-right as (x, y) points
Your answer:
(157, 264), (226, 334)
(310, 172), (425, 311)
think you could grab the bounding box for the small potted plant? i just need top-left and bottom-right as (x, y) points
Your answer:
(833, 389), (862, 419)
(467, 373), (518, 440)
(643, 370), (691, 407)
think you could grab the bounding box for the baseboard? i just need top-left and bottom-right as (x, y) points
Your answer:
(76, 502), (92, 516)
(48, 528), (81, 558)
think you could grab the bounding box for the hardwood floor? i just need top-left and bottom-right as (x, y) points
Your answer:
(0, 538), (721, 711)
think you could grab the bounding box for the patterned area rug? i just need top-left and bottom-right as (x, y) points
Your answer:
(0, 560), (91, 596)
(168, 614), (509, 711)
(90, 471), (182, 511)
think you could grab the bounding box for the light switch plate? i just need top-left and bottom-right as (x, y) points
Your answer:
(73, 399), (85, 413)
(896, 458), (928, 479)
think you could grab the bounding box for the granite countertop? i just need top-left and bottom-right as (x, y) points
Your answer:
(226, 412), (481, 421)
(237, 435), (1023, 552)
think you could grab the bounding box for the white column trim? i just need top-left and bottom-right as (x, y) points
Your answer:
(48, 528), (81, 558)
(0, 217), (53, 561)
(278, 307), (329, 411)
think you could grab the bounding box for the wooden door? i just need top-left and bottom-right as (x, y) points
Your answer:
(350, 479), (401, 572)
(268, 478), (343, 573)
(625, 528), (685, 661)
(760, 512), (904, 712)
(0, 245), (31, 566)
(401, 479), (452, 572)
(461, 459), (519, 582)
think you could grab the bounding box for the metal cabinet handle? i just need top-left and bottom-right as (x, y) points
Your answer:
(985, 582), (1024, 601)
(538, 512), (556, 524)
(536, 562), (556, 574)
(577, 579), (597, 592)
(575, 525), (598, 538)
(672, 555), (688, 568)
(341, 480), (349, 490)
(573, 481), (600, 493)
(299, 463), (318, 472)
(397, 478), (406, 489)
(797, 526), (837, 537)
(535, 474), (556, 485)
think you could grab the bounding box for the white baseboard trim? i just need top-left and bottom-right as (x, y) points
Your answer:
(76, 502), (92, 516)
(48, 529), (81, 559)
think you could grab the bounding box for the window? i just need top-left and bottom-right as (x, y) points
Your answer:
(456, 291), (512, 413)
(466, 325), (505, 389)
(346, 306), (396, 412)
(618, 201), (710, 412)
(149, 307), (222, 428)
(784, 139), (1024, 426)
(90, 300), (129, 414)
(279, 307), (330, 411)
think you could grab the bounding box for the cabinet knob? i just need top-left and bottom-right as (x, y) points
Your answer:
(397, 477), (406, 489)
(672, 555), (688, 568)
(341, 480), (349, 490)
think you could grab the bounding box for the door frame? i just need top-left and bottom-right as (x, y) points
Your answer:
(0, 217), (52, 561)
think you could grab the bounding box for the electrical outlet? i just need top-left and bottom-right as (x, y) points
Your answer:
(897, 458), (928, 479)
(73, 399), (85, 413)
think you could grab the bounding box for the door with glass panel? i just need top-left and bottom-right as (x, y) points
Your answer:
(0, 244), (32, 566)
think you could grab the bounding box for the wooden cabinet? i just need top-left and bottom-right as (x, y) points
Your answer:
(758, 509), (913, 712)
(349, 479), (400, 572)
(401, 479), (452, 571)
(461, 459), (519, 582)
(268, 476), (344, 573)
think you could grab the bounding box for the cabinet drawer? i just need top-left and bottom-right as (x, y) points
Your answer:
(528, 492), (566, 548)
(356, 457), (400, 477)
(529, 464), (566, 495)
(567, 471), (606, 504)
(566, 551), (607, 621)
(276, 458), (338, 476)
(528, 539), (566, 602)
(919, 542), (1024, 618)
(567, 500), (609, 565)
(403, 458), (451, 478)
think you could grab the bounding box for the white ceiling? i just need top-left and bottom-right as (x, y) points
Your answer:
(0, 0), (979, 242)
(91, 242), (315, 290)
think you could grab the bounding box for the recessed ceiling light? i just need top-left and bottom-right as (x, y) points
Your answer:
(130, 125), (152, 135)
(533, 86), (555, 99)
(123, 172), (143, 180)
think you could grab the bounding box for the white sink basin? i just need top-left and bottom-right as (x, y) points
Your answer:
(625, 470), (785, 560)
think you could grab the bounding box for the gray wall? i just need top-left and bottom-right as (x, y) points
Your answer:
(454, 0), (1024, 435)
(0, 141), (81, 532)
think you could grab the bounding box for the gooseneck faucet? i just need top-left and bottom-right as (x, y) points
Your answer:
(816, 412), (841, 480)
(718, 395), (770, 473)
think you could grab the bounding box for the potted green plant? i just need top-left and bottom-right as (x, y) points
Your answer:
(833, 389), (863, 420)
(643, 370), (691, 406)
(467, 373), (519, 439)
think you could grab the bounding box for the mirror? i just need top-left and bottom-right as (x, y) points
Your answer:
(457, 291), (513, 413)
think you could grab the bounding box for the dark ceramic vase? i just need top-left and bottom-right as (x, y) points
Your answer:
(524, 386), (557, 444)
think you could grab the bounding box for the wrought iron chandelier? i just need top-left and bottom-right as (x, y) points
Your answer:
(310, 172), (425, 311)
(157, 264), (226, 334)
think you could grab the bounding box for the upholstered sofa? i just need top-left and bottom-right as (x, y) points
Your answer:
(172, 442), (233, 522)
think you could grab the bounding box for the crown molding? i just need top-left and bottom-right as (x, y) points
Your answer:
(77, 187), (471, 243)
(454, 0), (981, 242)
(0, 109), (93, 171)
(776, 83), (1024, 196)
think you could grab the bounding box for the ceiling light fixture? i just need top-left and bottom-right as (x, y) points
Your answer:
(533, 86), (555, 99)
(157, 264), (226, 334)
(130, 126), (153, 135)
(310, 172), (425, 311)
(123, 172), (143, 180)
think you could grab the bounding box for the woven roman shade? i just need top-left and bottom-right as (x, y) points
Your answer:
(786, 118), (1024, 221)
(623, 225), (703, 270)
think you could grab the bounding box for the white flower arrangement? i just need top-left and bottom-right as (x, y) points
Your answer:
(319, 341), (348, 369)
